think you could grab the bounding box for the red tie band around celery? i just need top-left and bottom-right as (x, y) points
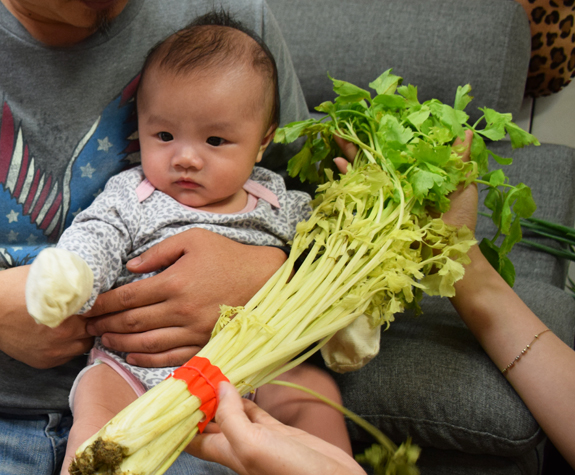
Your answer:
(169, 356), (229, 432)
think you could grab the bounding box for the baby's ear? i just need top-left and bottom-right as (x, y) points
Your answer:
(256, 125), (277, 163)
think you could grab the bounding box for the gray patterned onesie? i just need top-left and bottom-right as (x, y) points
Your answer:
(60, 165), (311, 401)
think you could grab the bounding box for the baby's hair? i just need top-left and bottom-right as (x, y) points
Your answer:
(138, 10), (280, 128)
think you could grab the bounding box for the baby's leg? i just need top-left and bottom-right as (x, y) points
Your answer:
(61, 364), (139, 475)
(255, 363), (352, 456)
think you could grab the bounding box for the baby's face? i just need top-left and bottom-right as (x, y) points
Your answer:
(137, 66), (274, 213)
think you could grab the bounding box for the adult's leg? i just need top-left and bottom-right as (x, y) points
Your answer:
(166, 452), (237, 475)
(0, 411), (72, 475)
(255, 363), (353, 455)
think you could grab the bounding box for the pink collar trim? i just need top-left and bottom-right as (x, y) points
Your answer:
(135, 178), (280, 211)
(242, 180), (281, 208)
(135, 179), (155, 202)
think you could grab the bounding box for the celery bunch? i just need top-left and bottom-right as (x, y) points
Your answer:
(70, 70), (537, 475)
(278, 69), (538, 285)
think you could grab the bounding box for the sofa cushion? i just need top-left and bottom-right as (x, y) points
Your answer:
(331, 279), (575, 459)
(267, 0), (531, 124)
(414, 444), (544, 475)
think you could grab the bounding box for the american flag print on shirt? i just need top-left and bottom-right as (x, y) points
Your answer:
(0, 76), (141, 268)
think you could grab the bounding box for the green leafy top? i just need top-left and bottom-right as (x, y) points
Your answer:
(274, 70), (539, 286)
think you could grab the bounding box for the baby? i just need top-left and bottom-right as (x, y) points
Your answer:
(25, 10), (351, 475)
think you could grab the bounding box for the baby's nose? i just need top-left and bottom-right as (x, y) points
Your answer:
(173, 146), (203, 170)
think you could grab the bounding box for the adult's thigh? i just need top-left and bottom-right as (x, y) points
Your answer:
(166, 452), (237, 475)
(0, 412), (71, 475)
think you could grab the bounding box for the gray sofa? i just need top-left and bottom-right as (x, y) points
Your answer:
(266, 1), (575, 474)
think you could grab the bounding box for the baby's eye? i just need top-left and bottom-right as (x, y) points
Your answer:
(206, 136), (225, 147)
(158, 132), (173, 142)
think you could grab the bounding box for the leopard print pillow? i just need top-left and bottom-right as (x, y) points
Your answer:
(516, 0), (575, 97)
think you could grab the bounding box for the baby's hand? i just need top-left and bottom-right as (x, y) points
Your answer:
(25, 248), (93, 328)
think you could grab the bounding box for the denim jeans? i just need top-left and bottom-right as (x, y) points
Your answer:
(0, 412), (71, 475)
(0, 412), (236, 475)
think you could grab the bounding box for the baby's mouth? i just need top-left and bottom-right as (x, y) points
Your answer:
(175, 179), (201, 189)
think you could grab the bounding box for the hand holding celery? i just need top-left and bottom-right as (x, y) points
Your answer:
(188, 381), (368, 475)
(70, 70), (538, 475)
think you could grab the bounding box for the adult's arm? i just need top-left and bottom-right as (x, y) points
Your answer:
(450, 246), (575, 467)
(0, 265), (93, 369)
(441, 131), (575, 468)
(188, 382), (366, 475)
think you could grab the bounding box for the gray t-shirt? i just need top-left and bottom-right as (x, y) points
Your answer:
(0, 0), (308, 415)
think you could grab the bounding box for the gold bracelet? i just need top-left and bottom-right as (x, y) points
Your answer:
(501, 329), (551, 375)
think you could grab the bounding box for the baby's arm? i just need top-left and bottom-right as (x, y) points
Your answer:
(25, 173), (139, 327)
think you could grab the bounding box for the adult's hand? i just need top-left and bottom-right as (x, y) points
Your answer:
(85, 228), (287, 368)
(440, 129), (477, 234)
(188, 382), (366, 475)
(0, 265), (92, 369)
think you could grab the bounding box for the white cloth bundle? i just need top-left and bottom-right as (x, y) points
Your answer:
(25, 248), (93, 328)
(321, 314), (381, 373)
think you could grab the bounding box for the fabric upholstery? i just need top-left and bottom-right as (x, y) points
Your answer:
(266, 0), (531, 124)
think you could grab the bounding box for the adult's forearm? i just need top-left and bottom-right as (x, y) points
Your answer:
(450, 246), (545, 362)
(0, 265), (92, 368)
(451, 245), (575, 467)
(0, 266), (29, 357)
